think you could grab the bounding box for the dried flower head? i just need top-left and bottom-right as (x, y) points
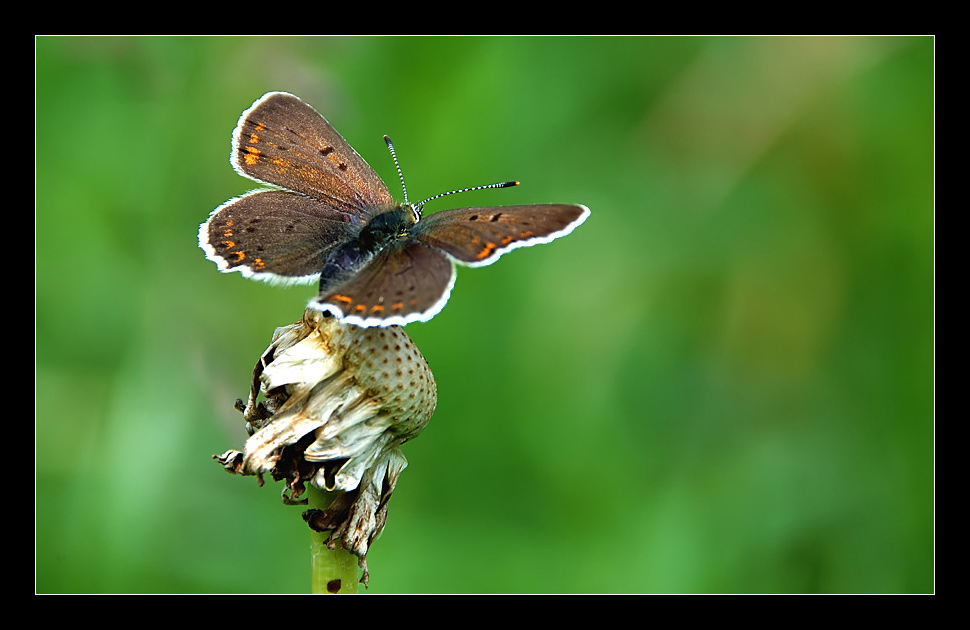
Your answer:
(215, 308), (436, 585)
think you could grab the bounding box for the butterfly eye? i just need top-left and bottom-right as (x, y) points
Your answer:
(406, 203), (420, 224)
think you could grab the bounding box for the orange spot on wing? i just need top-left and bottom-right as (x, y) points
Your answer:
(331, 295), (353, 306)
(243, 146), (260, 165)
(371, 305), (385, 314)
(477, 242), (497, 259)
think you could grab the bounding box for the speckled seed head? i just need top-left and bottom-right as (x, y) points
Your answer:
(336, 325), (438, 453)
(215, 308), (436, 578)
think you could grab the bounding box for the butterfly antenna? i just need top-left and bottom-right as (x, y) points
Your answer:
(415, 180), (520, 212)
(384, 135), (410, 205)
(384, 135), (518, 217)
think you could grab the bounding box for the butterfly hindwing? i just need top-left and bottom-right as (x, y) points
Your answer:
(413, 204), (590, 267)
(312, 239), (456, 327)
(232, 92), (394, 214)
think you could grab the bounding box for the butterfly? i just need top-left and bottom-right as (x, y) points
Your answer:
(199, 91), (590, 327)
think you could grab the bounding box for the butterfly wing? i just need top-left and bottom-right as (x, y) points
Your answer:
(231, 91), (393, 213)
(199, 190), (359, 284)
(413, 204), (590, 267)
(201, 92), (395, 284)
(310, 239), (456, 327)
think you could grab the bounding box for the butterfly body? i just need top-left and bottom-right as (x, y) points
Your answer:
(319, 205), (417, 293)
(200, 91), (590, 327)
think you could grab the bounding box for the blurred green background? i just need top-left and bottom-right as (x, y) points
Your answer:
(36, 36), (934, 593)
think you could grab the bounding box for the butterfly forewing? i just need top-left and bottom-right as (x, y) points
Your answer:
(312, 240), (456, 326)
(200, 190), (359, 283)
(414, 204), (590, 267)
(232, 92), (394, 214)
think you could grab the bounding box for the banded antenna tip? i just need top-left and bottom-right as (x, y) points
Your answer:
(383, 135), (410, 205)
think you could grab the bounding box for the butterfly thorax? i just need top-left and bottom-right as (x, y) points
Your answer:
(318, 205), (418, 292)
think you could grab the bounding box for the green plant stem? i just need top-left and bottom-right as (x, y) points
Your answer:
(308, 486), (359, 594)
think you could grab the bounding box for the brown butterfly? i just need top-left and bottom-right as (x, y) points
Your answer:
(199, 92), (590, 327)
